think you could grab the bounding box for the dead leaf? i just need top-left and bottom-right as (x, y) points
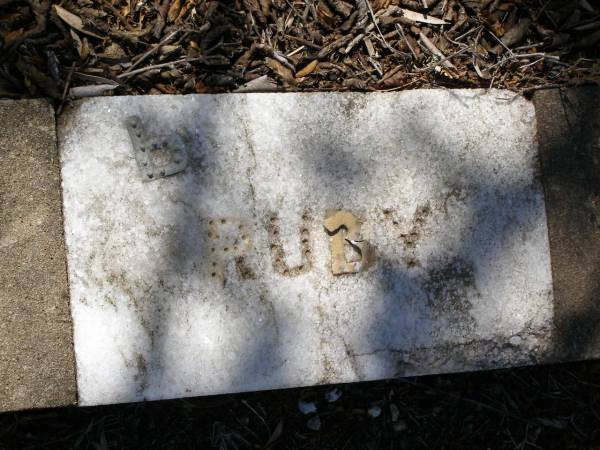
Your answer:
(70, 29), (83, 57)
(419, 32), (456, 69)
(296, 60), (318, 78)
(54, 5), (104, 39)
(234, 75), (280, 92)
(399, 8), (449, 25)
(502, 17), (531, 47)
(167, 0), (181, 23)
(264, 420), (283, 447)
(266, 57), (294, 82)
(70, 29), (92, 60)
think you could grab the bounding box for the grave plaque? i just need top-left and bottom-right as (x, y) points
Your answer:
(59, 91), (553, 405)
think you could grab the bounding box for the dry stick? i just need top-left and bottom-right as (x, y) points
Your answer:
(519, 57), (545, 70)
(367, 54), (383, 76)
(512, 52), (562, 63)
(254, 43), (296, 72)
(453, 24), (483, 42)
(416, 45), (473, 72)
(379, 77), (424, 92)
(116, 57), (204, 79)
(286, 45), (305, 57)
(344, 33), (365, 54)
(56, 62), (76, 116)
(514, 42), (545, 51)
(488, 51), (564, 73)
(396, 23), (417, 60)
(419, 32), (456, 69)
(123, 30), (180, 74)
(317, 34), (353, 59)
(381, 63), (403, 81)
(486, 28), (514, 56)
(365, 0), (391, 51)
(284, 34), (321, 50)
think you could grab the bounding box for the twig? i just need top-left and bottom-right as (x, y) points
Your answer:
(284, 34), (322, 50)
(451, 25), (483, 43)
(255, 43), (296, 72)
(317, 34), (353, 59)
(381, 63), (403, 81)
(343, 33), (365, 54)
(368, 56), (383, 77)
(417, 45), (472, 72)
(116, 57), (204, 79)
(419, 32), (456, 69)
(123, 30), (180, 75)
(486, 28), (514, 56)
(72, 72), (119, 85)
(396, 24), (417, 60)
(286, 45), (305, 58)
(365, 0), (391, 51)
(57, 62), (76, 115)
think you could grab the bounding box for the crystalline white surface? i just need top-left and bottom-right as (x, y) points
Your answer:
(58, 91), (553, 406)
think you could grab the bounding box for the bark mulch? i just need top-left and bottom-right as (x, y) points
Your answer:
(0, 0), (599, 102)
(1, 361), (600, 449)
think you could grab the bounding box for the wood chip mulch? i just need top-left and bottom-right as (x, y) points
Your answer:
(1, 361), (600, 449)
(0, 0), (599, 102)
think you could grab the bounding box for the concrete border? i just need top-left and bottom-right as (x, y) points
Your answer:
(535, 87), (600, 363)
(0, 100), (77, 411)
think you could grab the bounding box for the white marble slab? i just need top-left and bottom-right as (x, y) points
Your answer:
(58, 90), (553, 406)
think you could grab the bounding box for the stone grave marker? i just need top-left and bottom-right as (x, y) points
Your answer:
(58, 90), (554, 406)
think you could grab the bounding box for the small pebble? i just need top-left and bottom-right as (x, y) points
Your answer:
(367, 406), (382, 418)
(325, 387), (342, 403)
(298, 400), (317, 415)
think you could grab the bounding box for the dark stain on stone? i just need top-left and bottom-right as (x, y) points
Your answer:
(134, 352), (148, 395)
(423, 258), (477, 322)
(392, 333), (549, 378)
